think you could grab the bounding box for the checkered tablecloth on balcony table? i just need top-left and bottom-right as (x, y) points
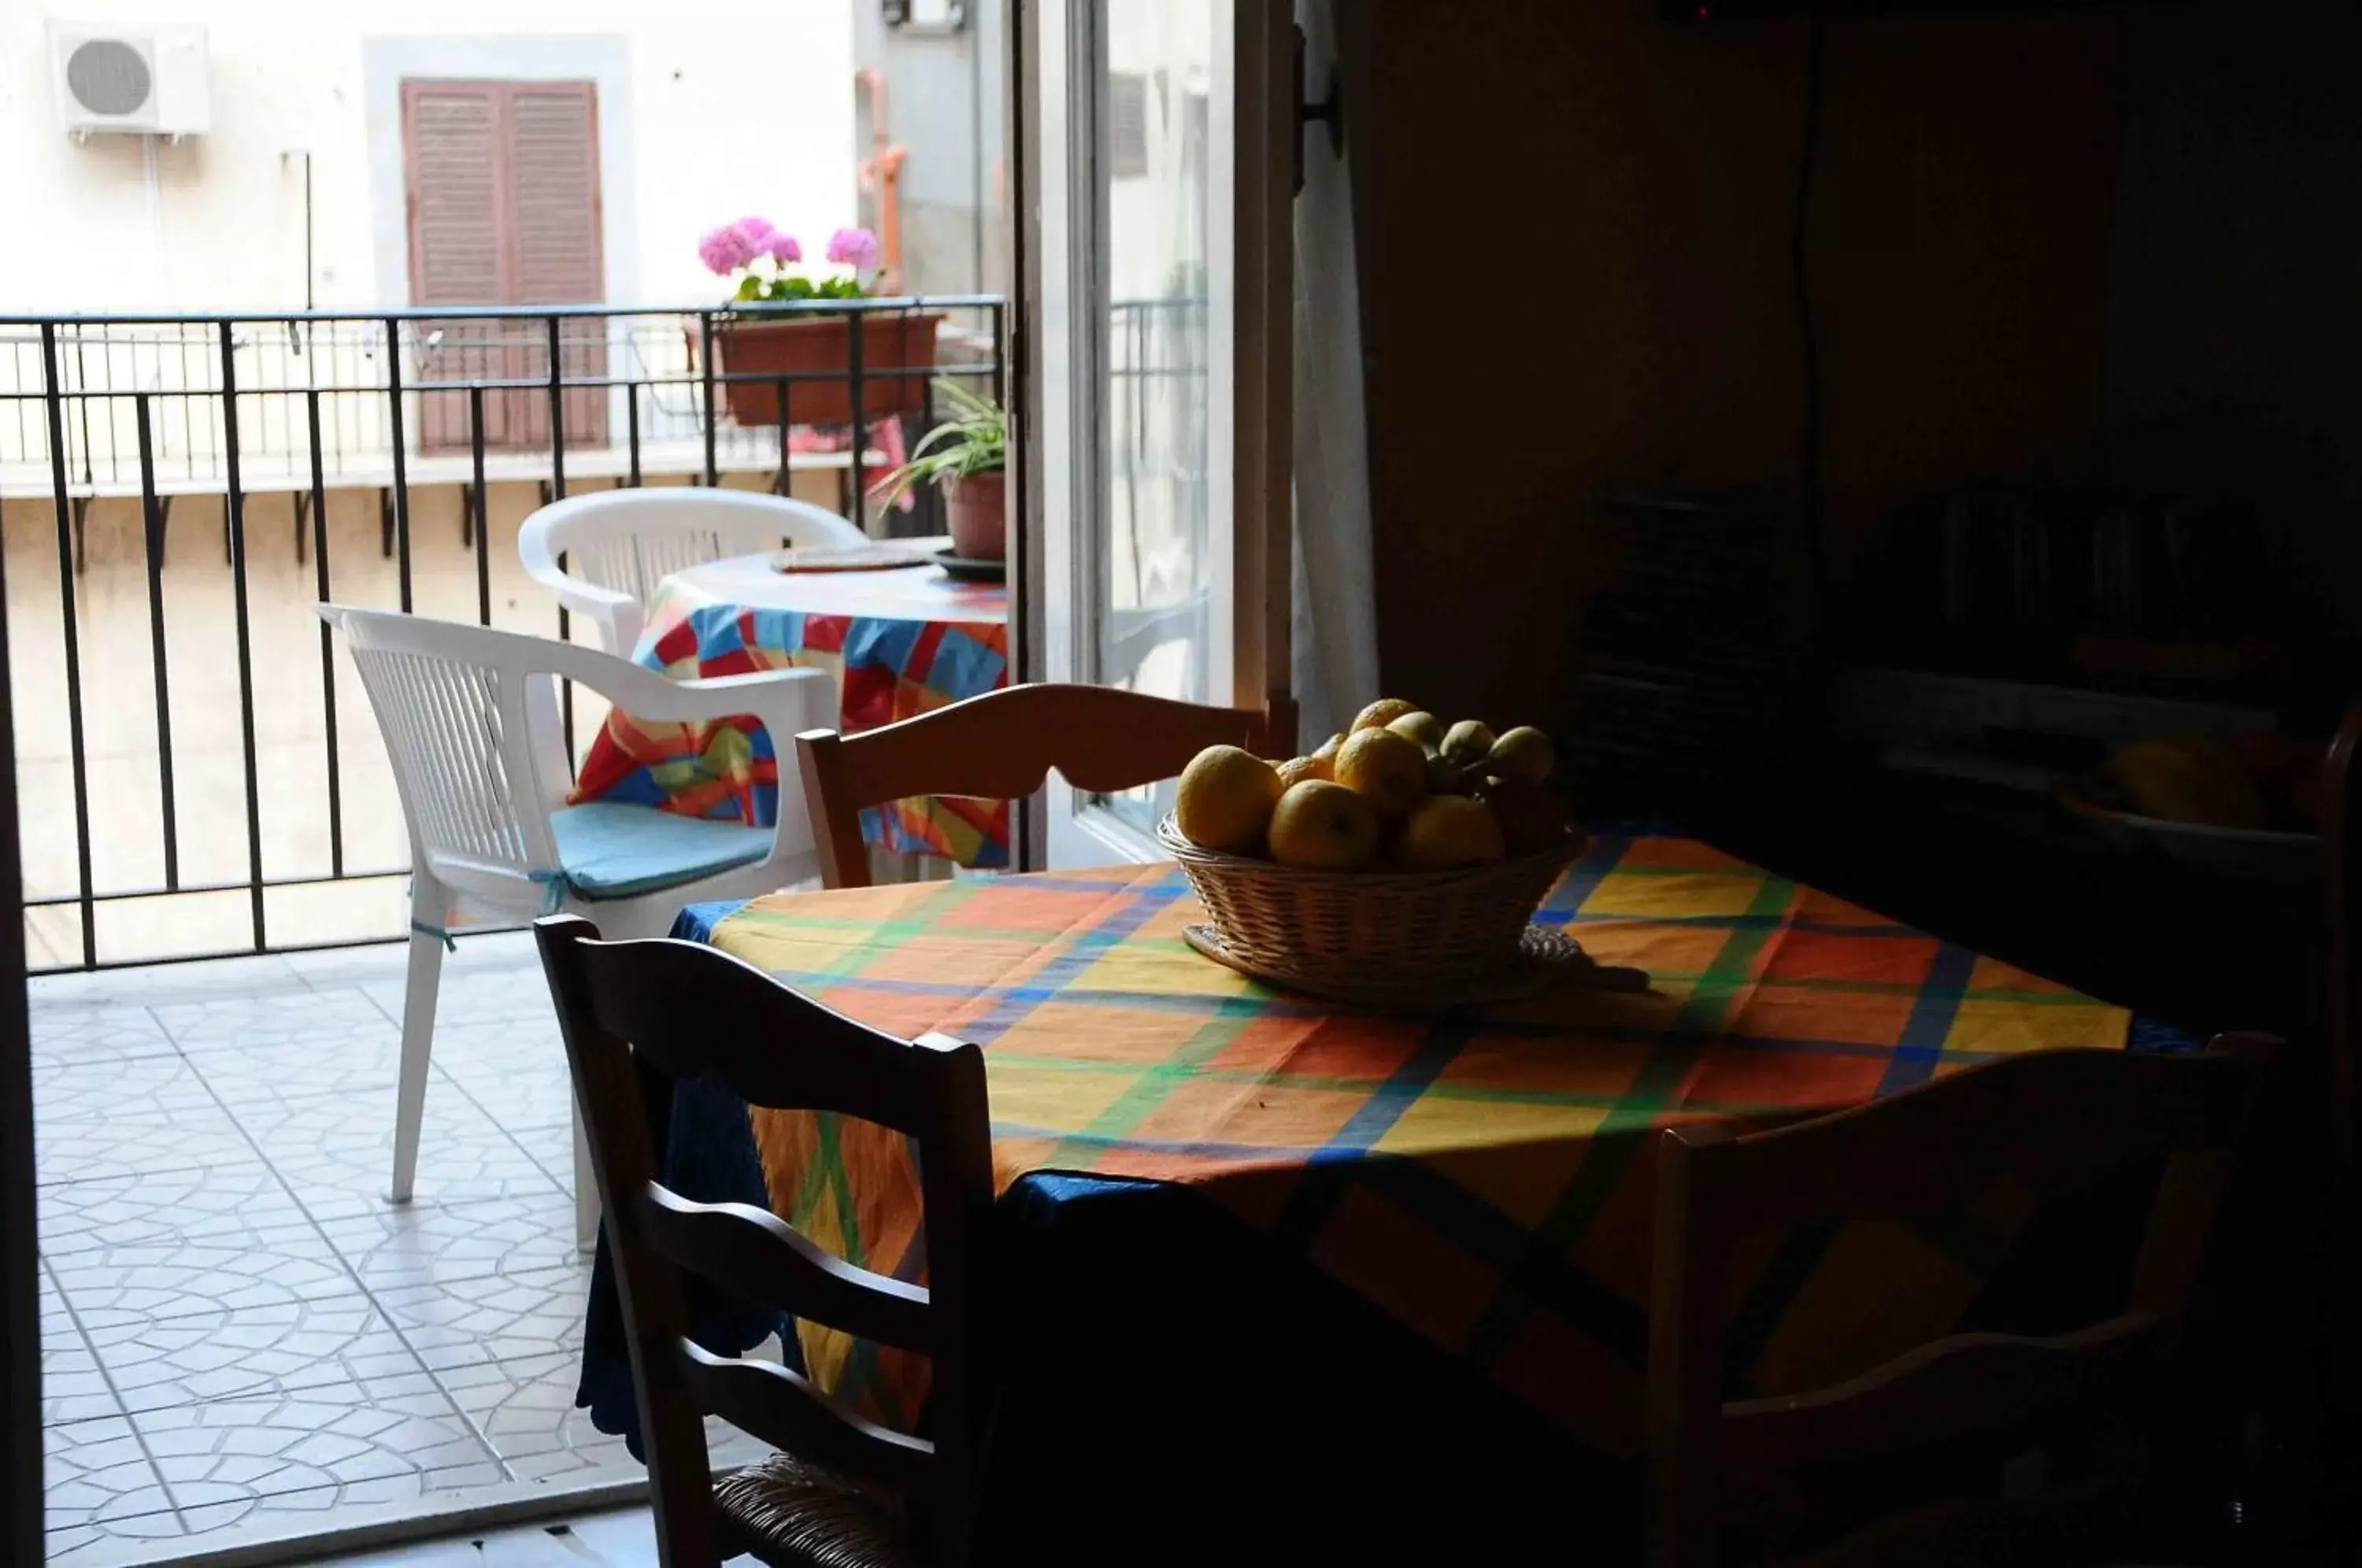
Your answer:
(570, 560), (1011, 866)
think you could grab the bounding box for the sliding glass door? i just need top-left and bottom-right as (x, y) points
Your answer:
(1027, 0), (1294, 865)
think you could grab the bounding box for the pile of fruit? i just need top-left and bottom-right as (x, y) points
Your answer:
(1174, 698), (1575, 871)
(2085, 733), (2324, 833)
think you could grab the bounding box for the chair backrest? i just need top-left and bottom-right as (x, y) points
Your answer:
(534, 915), (993, 1568)
(794, 683), (1298, 887)
(321, 603), (693, 906)
(323, 605), (568, 899)
(1647, 1037), (2272, 1568)
(520, 487), (866, 650)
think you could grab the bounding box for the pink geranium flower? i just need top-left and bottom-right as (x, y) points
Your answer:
(765, 231), (802, 264)
(697, 222), (756, 276)
(729, 216), (780, 256)
(825, 226), (880, 271)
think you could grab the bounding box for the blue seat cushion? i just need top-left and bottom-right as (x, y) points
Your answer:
(549, 802), (771, 901)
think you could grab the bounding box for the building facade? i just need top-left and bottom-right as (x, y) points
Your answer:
(0, 0), (857, 314)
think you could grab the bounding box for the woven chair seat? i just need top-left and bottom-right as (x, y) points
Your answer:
(713, 1452), (921, 1568)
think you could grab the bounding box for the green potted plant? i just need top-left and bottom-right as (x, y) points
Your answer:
(699, 219), (938, 427)
(876, 380), (1005, 560)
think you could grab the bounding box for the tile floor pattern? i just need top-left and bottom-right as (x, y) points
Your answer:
(31, 934), (772, 1565)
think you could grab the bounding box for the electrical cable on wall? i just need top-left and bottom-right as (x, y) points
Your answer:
(1792, 17), (1827, 597)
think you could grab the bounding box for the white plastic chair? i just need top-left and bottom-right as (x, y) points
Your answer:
(319, 603), (835, 1248)
(517, 487), (866, 655)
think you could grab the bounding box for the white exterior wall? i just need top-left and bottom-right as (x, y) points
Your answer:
(0, 0), (857, 314)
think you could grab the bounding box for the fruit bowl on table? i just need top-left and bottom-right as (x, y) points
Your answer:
(2057, 786), (2319, 884)
(1155, 815), (1587, 1004)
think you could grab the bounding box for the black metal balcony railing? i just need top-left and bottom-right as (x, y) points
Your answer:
(0, 298), (1005, 972)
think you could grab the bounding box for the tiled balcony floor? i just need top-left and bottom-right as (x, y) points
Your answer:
(30, 932), (767, 1566)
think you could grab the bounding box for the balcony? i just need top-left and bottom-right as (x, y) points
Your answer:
(6, 298), (1001, 1565)
(1, 298), (1003, 972)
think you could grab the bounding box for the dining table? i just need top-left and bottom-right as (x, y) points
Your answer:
(574, 829), (2199, 1559)
(568, 542), (1013, 867)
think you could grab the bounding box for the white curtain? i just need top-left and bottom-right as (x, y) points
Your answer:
(1287, 0), (1379, 748)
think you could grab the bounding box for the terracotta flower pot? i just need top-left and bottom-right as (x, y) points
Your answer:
(944, 472), (1006, 560)
(710, 312), (941, 427)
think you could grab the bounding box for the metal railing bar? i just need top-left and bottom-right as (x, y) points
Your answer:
(69, 327), (94, 486)
(385, 319), (412, 612)
(218, 322), (268, 953)
(306, 386), (343, 882)
(472, 386), (491, 627)
(135, 395), (180, 891)
(0, 295), (1007, 328)
(545, 315), (567, 504)
(0, 361), (1003, 403)
(626, 379), (642, 487)
(546, 315), (576, 769)
(698, 310), (718, 487)
(39, 325), (98, 966)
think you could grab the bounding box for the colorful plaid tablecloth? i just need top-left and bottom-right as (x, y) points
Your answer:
(571, 554), (1011, 866)
(702, 832), (2145, 1459)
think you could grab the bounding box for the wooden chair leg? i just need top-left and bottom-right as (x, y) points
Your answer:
(391, 887), (446, 1204)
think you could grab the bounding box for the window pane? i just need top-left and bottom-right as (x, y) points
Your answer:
(1098, 0), (1213, 833)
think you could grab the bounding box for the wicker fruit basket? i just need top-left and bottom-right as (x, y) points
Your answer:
(1157, 815), (1585, 1001)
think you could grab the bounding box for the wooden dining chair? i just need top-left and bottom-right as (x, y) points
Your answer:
(794, 682), (1298, 888)
(535, 914), (994, 1568)
(1648, 1037), (2274, 1568)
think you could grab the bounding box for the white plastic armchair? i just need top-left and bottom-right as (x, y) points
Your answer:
(318, 603), (835, 1248)
(517, 487), (867, 655)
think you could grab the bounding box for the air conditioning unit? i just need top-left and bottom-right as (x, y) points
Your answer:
(48, 24), (210, 138)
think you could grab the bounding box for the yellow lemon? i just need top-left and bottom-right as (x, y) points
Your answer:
(1396, 794), (1507, 870)
(1485, 726), (1555, 786)
(1440, 719), (1496, 766)
(1275, 753), (1331, 790)
(1174, 745), (1283, 854)
(1332, 727), (1429, 819)
(1351, 697), (1420, 734)
(1266, 780), (1379, 871)
(1387, 711), (1446, 752)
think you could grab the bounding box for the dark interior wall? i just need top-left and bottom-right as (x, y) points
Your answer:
(2098, 5), (2362, 617)
(1355, 0), (2127, 728)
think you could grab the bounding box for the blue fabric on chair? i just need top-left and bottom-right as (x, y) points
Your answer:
(547, 802), (769, 901)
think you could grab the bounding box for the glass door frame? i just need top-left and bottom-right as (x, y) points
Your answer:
(1013, 0), (1294, 868)
(2, 448), (42, 1561)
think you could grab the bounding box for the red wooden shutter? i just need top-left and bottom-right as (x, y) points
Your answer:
(403, 80), (513, 449)
(402, 82), (503, 307)
(399, 79), (605, 452)
(505, 83), (607, 446)
(506, 85), (602, 306)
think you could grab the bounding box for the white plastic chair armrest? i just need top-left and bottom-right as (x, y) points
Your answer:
(577, 664), (836, 870)
(517, 527), (642, 653)
(598, 666), (833, 727)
